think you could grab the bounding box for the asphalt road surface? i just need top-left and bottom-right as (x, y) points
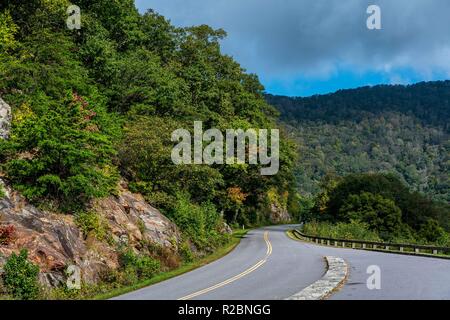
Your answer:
(115, 225), (450, 300)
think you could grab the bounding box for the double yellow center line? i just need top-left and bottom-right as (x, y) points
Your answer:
(178, 231), (273, 300)
(264, 231), (273, 256)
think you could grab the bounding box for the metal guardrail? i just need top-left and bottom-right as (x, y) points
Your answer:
(292, 229), (450, 257)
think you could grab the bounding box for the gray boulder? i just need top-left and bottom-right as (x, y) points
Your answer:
(0, 97), (11, 140)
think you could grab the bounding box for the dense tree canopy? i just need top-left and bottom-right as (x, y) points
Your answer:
(310, 173), (450, 242)
(0, 1), (297, 227)
(268, 82), (450, 204)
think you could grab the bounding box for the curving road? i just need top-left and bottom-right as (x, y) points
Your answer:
(115, 225), (450, 300)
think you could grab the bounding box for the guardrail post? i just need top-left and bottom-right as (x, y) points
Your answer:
(296, 231), (449, 257)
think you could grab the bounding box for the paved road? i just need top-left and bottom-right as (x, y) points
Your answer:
(115, 225), (450, 300)
(306, 240), (450, 300)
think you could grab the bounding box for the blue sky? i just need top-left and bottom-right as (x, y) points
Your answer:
(136, 0), (450, 97)
(261, 68), (448, 97)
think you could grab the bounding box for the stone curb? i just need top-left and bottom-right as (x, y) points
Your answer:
(285, 256), (348, 300)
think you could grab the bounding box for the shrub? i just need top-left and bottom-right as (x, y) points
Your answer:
(321, 173), (449, 232)
(0, 185), (5, 198)
(171, 193), (228, 250)
(339, 192), (403, 240)
(3, 92), (119, 212)
(179, 242), (194, 263)
(145, 241), (180, 269)
(120, 116), (225, 210)
(0, 225), (16, 245)
(419, 219), (449, 245)
(302, 220), (381, 242)
(75, 211), (108, 241)
(119, 250), (161, 280)
(3, 249), (40, 300)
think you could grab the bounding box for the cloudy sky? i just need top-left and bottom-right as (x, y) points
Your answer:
(135, 0), (450, 96)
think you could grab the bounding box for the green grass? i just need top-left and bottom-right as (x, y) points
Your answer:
(94, 229), (249, 300)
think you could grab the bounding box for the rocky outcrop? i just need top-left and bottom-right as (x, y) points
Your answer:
(0, 97), (11, 139)
(0, 181), (181, 287)
(269, 203), (291, 224)
(0, 182), (89, 286)
(93, 182), (181, 251)
(220, 222), (233, 235)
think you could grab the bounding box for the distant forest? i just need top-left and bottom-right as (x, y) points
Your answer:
(267, 81), (450, 203)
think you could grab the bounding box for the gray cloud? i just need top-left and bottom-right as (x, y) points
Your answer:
(137, 0), (450, 80)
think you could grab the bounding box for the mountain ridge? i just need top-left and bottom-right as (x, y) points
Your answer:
(267, 80), (450, 203)
(267, 80), (450, 132)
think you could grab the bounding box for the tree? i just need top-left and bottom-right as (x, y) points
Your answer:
(312, 174), (341, 220)
(419, 219), (448, 244)
(120, 115), (224, 209)
(226, 186), (248, 223)
(339, 192), (403, 240)
(267, 82), (450, 205)
(0, 10), (18, 78)
(0, 11), (17, 52)
(309, 173), (450, 242)
(3, 92), (118, 211)
(0, 0), (297, 228)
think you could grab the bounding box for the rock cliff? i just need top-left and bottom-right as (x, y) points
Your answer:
(0, 181), (181, 287)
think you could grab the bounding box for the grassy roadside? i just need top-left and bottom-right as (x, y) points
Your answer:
(94, 229), (249, 300)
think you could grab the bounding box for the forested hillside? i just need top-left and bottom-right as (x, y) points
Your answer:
(267, 82), (450, 203)
(0, 0), (297, 228)
(0, 0), (300, 299)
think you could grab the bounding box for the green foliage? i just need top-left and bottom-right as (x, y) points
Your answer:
(178, 242), (194, 263)
(339, 192), (402, 240)
(0, 10), (18, 80)
(107, 49), (188, 115)
(268, 82), (450, 204)
(310, 173), (450, 244)
(320, 173), (449, 230)
(119, 250), (161, 280)
(297, 195), (315, 222)
(0, 10), (17, 52)
(419, 219), (449, 245)
(0, 1), (296, 224)
(120, 116), (224, 209)
(171, 193), (229, 250)
(2, 249), (40, 300)
(77, 0), (144, 51)
(75, 211), (108, 241)
(2, 92), (119, 211)
(302, 220), (381, 242)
